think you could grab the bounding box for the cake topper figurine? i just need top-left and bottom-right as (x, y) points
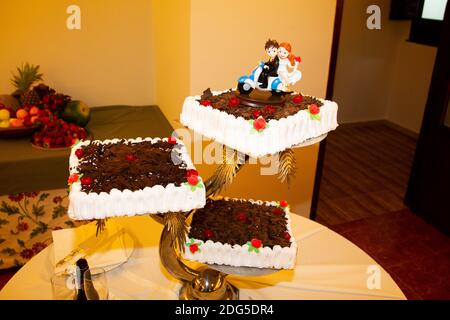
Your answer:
(238, 39), (302, 96)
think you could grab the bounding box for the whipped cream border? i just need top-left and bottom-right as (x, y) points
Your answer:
(180, 90), (339, 158)
(68, 137), (206, 220)
(183, 197), (297, 269)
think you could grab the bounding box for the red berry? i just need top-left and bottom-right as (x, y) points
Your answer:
(284, 232), (291, 241)
(262, 105), (276, 115)
(252, 110), (262, 119)
(273, 208), (284, 216)
(75, 149), (84, 159)
(237, 212), (247, 222)
(204, 229), (214, 238)
(125, 153), (136, 161)
(251, 238), (262, 249)
(80, 176), (93, 186)
(294, 56), (301, 63)
(186, 169), (198, 178)
(68, 173), (79, 184)
(280, 200), (288, 208)
(292, 94), (303, 104)
(200, 99), (211, 107)
(253, 117), (267, 131)
(228, 97), (240, 108)
(168, 136), (177, 145)
(189, 243), (199, 254)
(187, 174), (199, 186)
(309, 104), (320, 115)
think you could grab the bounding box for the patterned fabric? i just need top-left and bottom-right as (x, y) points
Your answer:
(0, 189), (84, 269)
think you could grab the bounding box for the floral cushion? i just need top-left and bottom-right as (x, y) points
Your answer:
(0, 189), (85, 269)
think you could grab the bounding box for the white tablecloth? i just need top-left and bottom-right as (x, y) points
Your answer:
(0, 214), (406, 300)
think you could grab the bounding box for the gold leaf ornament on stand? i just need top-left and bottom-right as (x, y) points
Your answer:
(205, 146), (247, 197)
(278, 148), (296, 186)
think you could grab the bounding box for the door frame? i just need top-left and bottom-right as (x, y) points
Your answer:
(310, 0), (344, 220)
(405, 2), (450, 233)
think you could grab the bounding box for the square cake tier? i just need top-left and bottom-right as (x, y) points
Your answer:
(184, 197), (297, 269)
(68, 137), (205, 220)
(181, 90), (338, 158)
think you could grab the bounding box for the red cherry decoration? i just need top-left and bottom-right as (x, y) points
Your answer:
(186, 169), (198, 178)
(309, 104), (320, 115)
(68, 173), (79, 184)
(189, 243), (199, 254)
(280, 200), (289, 208)
(262, 105), (276, 115)
(294, 56), (302, 63)
(252, 110), (262, 119)
(74, 149), (84, 159)
(284, 232), (291, 241)
(237, 212), (247, 222)
(228, 96), (240, 108)
(200, 99), (211, 107)
(204, 229), (214, 238)
(292, 94), (303, 104)
(168, 136), (177, 145)
(80, 176), (93, 186)
(187, 174), (199, 186)
(125, 153), (136, 161)
(253, 117), (267, 131)
(251, 238), (262, 249)
(273, 208), (284, 216)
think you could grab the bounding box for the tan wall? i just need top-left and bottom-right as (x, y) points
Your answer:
(334, 0), (436, 133)
(386, 41), (436, 132)
(190, 0), (336, 98)
(0, 0), (155, 107)
(150, 0), (190, 126)
(189, 0), (336, 217)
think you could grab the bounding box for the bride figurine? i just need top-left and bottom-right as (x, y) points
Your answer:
(277, 42), (302, 90)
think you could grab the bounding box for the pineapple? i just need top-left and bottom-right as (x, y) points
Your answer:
(11, 63), (43, 106)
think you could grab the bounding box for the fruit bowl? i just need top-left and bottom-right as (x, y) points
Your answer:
(30, 130), (93, 151)
(0, 124), (41, 138)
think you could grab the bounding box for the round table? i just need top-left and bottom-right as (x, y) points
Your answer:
(0, 214), (406, 300)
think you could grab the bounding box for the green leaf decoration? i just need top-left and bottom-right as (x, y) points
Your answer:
(1, 248), (17, 256)
(32, 204), (45, 217)
(52, 205), (67, 219)
(39, 193), (50, 202)
(30, 221), (48, 238)
(309, 113), (321, 120)
(0, 201), (20, 216)
(246, 241), (261, 253)
(64, 220), (75, 228)
(0, 218), (9, 228)
(17, 239), (25, 248)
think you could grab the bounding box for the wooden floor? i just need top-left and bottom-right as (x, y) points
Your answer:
(317, 122), (450, 299)
(316, 122), (417, 226)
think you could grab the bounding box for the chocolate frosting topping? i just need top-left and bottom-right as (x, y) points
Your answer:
(189, 199), (292, 248)
(198, 90), (323, 121)
(76, 140), (188, 193)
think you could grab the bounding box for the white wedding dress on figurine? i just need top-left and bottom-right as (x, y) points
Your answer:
(278, 58), (302, 87)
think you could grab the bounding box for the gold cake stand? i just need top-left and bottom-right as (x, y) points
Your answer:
(147, 133), (328, 300)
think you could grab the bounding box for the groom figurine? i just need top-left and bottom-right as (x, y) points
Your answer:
(258, 39), (280, 89)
